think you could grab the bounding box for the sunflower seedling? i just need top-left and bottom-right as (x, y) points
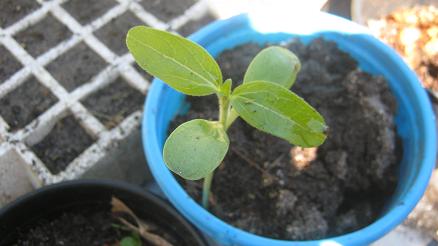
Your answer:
(126, 27), (327, 209)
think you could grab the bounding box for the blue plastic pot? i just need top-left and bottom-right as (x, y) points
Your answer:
(143, 12), (437, 246)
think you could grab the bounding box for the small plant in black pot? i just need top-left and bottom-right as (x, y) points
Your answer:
(0, 180), (207, 246)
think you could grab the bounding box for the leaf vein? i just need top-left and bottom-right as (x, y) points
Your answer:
(130, 35), (217, 91)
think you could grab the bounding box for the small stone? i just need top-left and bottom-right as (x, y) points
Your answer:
(284, 205), (328, 240)
(275, 190), (297, 216)
(290, 146), (318, 170)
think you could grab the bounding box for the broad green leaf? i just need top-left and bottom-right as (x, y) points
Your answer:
(163, 119), (229, 180)
(230, 81), (327, 147)
(120, 234), (141, 246)
(126, 26), (222, 96)
(243, 46), (300, 89)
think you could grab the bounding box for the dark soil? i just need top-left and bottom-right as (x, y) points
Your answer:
(15, 202), (179, 246)
(31, 115), (95, 174)
(14, 13), (72, 58)
(81, 76), (145, 129)
(94, 11), (145, 56)
(173, 38), (400, 240)
(45, 42), (107, 92)
(0, 45), (23, 84)
(139, 0), (197, 22)
(63, 0), (117, 25)
(176, 11), (217, 37)
(15, 204), (124, 246)
(0, 0), (40, 28)
(0, 76), (57, 131)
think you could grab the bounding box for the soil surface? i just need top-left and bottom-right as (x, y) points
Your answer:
(81, 77), (144, 129)
(14, 202), (180, 246)
(0, 0), (40, 28)
(15, 204), (124, 246)
(0, 45), (22, 84)
(45, 42), (108, 92)
(31, 115), (95, 174)
(14, 13), (72, 58)
(63, 0), (117, 25)
(95, 11), (145, 56)
(0, 76), (57, 131)
(172, 38), (400, 240)
(138, 0), (197, 22)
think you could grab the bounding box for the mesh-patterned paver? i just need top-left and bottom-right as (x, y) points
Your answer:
(0, 45), (23, 84)
(45, 42), (108, 92)
(14, 13), (72, 57)
(0, 76), (58, 131)
(0, 0), (216, 187)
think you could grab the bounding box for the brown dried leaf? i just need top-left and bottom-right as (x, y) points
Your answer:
(111, 196), (174, 246)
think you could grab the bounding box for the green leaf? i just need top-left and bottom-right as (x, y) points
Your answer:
(243, 46), (301, 89)
(120, 234), (142, 246)
(163, 119), (229, 180)
(220, 78), (232, 97)
(230, 81), (327, 147)
(126, 26), (222, 96)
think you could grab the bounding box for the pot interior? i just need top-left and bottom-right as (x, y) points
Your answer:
(145, 13), (436, 245)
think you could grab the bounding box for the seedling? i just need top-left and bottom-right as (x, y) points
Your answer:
(111, 197), (173, 246)
(126, 27), (327, 209)
(119, 233), (142, 246)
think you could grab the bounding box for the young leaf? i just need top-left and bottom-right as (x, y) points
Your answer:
(120, 234), (142, 246)
(220, 78), (232, 97)
(243, 46), (301, 89)
(126, 26), (223, 96)
(163, 119), (229, 180)
(230, 81), (327, 147)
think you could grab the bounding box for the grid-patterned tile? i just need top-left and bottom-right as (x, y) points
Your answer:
(94, 11), (146, 56)
(45, 42), (108, 92)
(132, 62), (153, 81)
(30, 114), (95, 174)
(0, 76), (58, 132)
(81, 76), (144, 129)
(0, 0), (40, 28)
(0, 45), (23, 84)
(176, 10), (217, 36)
(0, 0), (211, 185)
(62, 0), (118, 25)
(138, 0), (197, 22)
(14, 13), (72, 58)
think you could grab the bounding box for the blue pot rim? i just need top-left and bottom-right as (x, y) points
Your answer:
(143, 13), (437, 246)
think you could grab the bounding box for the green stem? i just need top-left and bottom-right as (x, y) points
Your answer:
(201, 93), (230, 209)
(225, 108), (239, 130)
(202, 172), (214, 209)
(218, 94), (230, 127)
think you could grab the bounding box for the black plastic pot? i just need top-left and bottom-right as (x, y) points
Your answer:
(0, 180), (208, 245)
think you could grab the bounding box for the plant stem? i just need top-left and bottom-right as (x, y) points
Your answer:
(225, 109), (239, 130)
(201, 93), (230, 209)
(218, 94), (230, 127)
(202, 171), (214, 209)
